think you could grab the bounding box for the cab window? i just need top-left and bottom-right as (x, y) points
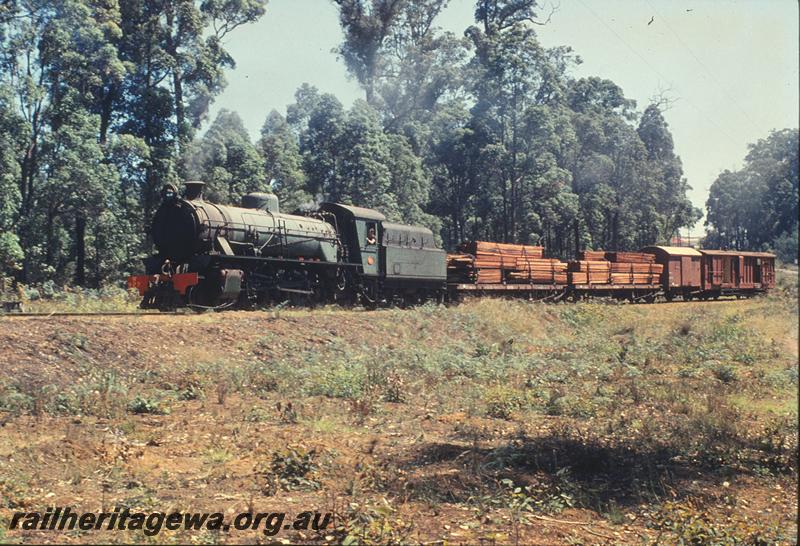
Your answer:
(365, 222), (377, 246)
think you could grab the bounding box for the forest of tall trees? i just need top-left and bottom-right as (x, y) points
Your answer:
(0, 0), (793, 287)
(704, 129), (798, 262)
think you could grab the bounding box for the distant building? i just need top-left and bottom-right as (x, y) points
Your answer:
(670, 234), (704, 248)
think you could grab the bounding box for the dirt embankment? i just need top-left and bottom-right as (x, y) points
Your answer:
(0, 298), (797, 544)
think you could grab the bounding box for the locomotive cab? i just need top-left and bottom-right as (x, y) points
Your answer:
(318, 203), (447, 304)
(318, 203), (385, 276)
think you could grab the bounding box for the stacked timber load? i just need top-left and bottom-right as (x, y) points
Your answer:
(508, 258), (568, 284)
(571, 250), (662, 285)
(578, 250), (607, 261)
(458, 241), (544, 268)
(568, 260), (611, 284)
(448, 241), (546, 284)
(609, 262), (663, 284)
(604, 251), (655, 264)
(446, 253), (477, 283)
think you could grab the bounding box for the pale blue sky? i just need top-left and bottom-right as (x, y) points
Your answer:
(206, 0), (799, 232)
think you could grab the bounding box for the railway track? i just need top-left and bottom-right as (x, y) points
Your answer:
(0, 295), (755, 319)
(0, 311), (186, 318)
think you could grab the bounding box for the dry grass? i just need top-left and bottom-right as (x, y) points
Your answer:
(0, 283), (796, 544)
(6, 284), (141, 313)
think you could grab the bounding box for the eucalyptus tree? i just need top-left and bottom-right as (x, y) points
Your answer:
(0, 0), (266, 284)
(636, 104), (700, 246)
(465, 0), (577, 244)
(186, 109), (265, 205)
(705, 128), (798, 260)
(745, 129), (798, 248)
(287, 85), (347, 200)
(0, 86), (26, 275)
(0, 0), (126, 283)
(332, 0), (406, 107)
(258, 109), (311, 212)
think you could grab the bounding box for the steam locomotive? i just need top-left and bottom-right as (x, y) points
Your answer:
(127, 182), (446, 309)
(128, 182), (776, 310)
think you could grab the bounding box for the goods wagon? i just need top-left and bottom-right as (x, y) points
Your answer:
(640, 246), (702, 300)
(699, 250), (776, 296)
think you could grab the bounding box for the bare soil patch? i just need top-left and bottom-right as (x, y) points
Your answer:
(0, 297), (797, 544)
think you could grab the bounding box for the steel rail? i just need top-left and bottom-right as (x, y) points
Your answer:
(0, 311), (185, 318)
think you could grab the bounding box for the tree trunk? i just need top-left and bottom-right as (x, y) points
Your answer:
(365, 79), (374, 106)
(44, 208), (55, 274)
(510, 88), (518, 241)
(99, 84), (115, 144)
(173, 70), (185, 150)
(574, 219), (580, 255)
(75, 214), (86, 286)
(144, 165), (156, 247)
(165, 3), (187, 171)
(21, 108), (41, 214)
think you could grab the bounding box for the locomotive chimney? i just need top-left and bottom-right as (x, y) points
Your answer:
(184, 181), (205, 201)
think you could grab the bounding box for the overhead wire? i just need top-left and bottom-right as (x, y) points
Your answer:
(574, 0), (745, 150)
(644, 0), (763, 135)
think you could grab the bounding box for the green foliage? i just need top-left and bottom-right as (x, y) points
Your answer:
(772, 228), (798, 264)
(649, 501), (788, 545)
(712, 364), (738, 384)
(705, 129), (799, 258)
(0, 0), (780, 290)
(0, 87), (25, 274)
(277, 85), (441, 230)
(498, 475), (578, 516)
(243, 406), (271, 423)
(308, 359), (369, 399)
(261, 447), (320, 491)
(326, 0), (703, 251)
(483, 384), (527, 419)
(0, 232), (23, 274)
(15, 284), (139, 313)
(176, 381), (205, 401)
(336, 497), (414, 546)
(127, 395), (170, 415)
(258, 110), (311, 212)
(0, 0), (266, 286)
(0, 380), (33, 415)
(185, 109), (266, 204)
(336, 100), (396, 213)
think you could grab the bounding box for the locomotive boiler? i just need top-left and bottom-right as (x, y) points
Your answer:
(151, 181), (339, 263)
